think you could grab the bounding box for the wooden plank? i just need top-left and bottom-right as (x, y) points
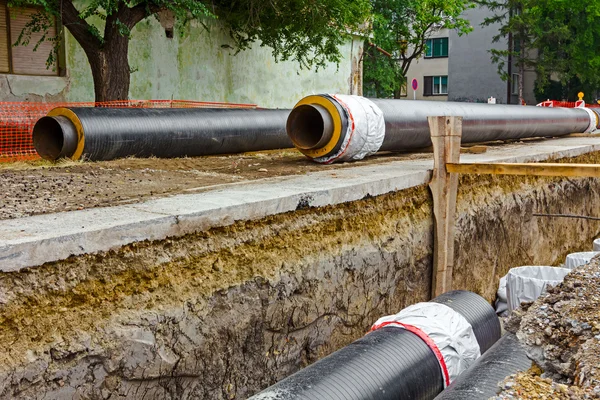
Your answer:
(447, 162), (600, 178)
(428, 116), (462, 298)
(8, 5), (57, 76)
(460, 145), (487, 154)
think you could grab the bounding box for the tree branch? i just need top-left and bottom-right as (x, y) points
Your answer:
(60, 0), (102, 49)
(124, 2), (164, 29)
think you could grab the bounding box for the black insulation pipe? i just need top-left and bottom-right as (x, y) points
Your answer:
(286, 95), (600, 162)
(33, 107), (292, 161)
(250, 290), (501, 400)
(434, 334), (531, 400)
(372, 99), (598, 152)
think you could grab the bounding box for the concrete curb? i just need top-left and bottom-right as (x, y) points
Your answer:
(1, 136), (599, 272)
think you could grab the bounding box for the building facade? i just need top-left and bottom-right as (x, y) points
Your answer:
(0, 3), (363, 108)
(405, 29), (450, 102)
(405, 5), (537, 105)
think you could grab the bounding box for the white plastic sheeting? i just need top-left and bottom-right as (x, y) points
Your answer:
(495, 275), (509, 317)
(594, 238), (600, 252)
(506, 266), (571, 313)
(565, 251), (600, 269)
(315, 94), (385, 163)
(371, 302), (480, 386)
(581, 107), (599, 133)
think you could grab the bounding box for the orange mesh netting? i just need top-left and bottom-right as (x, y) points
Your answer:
(0, 99), (257, 163)
(536, 100), (600, 108)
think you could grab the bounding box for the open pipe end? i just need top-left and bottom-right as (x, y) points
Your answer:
(286, 104), (334, 150)
(33, 116), (79, 161)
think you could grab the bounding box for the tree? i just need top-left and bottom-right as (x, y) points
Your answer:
(364, 0), (475, 98)
(530, 0), (600, 96)
(9, 0), (370, 102)
(479, 0), (539, 104)
(479, 0), (600, 103)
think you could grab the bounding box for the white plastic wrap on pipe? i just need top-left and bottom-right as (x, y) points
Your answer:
(594, 238), (600, 252)
(315, 94), (385, 163)
(495, 275), (509, 316)
(371, 302), (480, 386)
(565, 252), (600, 269)
(506, 266), (571, 313)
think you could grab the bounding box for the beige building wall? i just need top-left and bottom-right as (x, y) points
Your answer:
(404, 29), (449, 102)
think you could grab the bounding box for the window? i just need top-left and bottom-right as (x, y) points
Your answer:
(424, 38), (449, 58)
(423, 75), (448, 96)
(0, 0), (59, 76)
(511, 73), (520, 95)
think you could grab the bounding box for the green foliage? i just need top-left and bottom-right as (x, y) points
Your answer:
(534, 76), (598, 103)
(364, 0), (475, 98)
(213, 0), (371, 70)
(8, 0), (370, 73)
(531, 0), (600, 90)
(363, 45), (404, 98)
(479, 0), (534, 81)
(480, 0), (600, 95)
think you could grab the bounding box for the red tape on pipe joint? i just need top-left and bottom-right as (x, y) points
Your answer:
(370, 320), (451, 387)
(369, 302), (481, 387)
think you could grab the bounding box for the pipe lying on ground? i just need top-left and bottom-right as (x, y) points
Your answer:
(249, 290), (501, 400)
(286, 94), (600, 163)
(434, 334), (531, 400)
(33, 107), (292, 161)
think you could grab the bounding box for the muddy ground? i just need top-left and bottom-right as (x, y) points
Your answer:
(0, 137), (552, 220)
(0, 149), (434, 220)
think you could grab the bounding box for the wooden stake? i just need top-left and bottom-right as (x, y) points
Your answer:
(428, 116), (462, 298)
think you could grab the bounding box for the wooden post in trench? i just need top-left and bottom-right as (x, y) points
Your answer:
(428, 116), (462, 298)
(427, 116), (600, 299)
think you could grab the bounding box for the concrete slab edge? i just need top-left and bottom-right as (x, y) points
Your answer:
(1, 138), (599, 272)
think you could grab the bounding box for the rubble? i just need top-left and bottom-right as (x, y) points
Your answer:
(494, 254), (600, 399)
(493, 370), (597, 399)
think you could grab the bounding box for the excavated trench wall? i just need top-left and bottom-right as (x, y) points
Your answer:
(0, 153), (599, 399)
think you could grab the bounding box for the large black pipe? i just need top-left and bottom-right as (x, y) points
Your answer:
(287, 95), (600, 162)
(373, 99), (596, 152)
(33, 107), (292, 161)
(250, 290), (501, 400)
(434, 334), (531, 400)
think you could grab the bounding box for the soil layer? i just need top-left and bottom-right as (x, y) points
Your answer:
(0, 152), (598, 399)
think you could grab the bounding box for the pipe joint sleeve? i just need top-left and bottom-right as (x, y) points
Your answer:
(315, 95), (385, 163)
(371, 302), (481, 387)
(581, 107), (599, 133)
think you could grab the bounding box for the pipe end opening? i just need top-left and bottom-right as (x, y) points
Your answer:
(33, 116), (78, 161)
(286, 104), (334, 150)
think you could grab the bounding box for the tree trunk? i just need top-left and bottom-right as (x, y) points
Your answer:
(519, 37), (525, 105)
(60, 1), (153, 103)
(88, 36), (131, 103)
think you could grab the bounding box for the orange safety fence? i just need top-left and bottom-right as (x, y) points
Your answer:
(0, 99), (257, 163)
(536, 100), (600, 108)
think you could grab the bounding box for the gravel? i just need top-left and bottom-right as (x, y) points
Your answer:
(492, 254), (600, 399)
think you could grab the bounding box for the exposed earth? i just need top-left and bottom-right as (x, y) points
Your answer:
(493, 254), (600, 399)
(0, 149), (434, 220)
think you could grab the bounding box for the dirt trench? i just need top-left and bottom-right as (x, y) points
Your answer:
(0, 153), (598, 399)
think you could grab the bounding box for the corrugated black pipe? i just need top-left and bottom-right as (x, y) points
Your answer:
(249, 290), (500, 400)
(33, 107), (292, 161)
(434, 334), (531, 400)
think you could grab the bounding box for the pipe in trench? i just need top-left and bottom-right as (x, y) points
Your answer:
(33, 107), (292, 161)
(249, 290), (501, 400)
(434, 333), (531, 400)
(286, 94), (600, 163)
